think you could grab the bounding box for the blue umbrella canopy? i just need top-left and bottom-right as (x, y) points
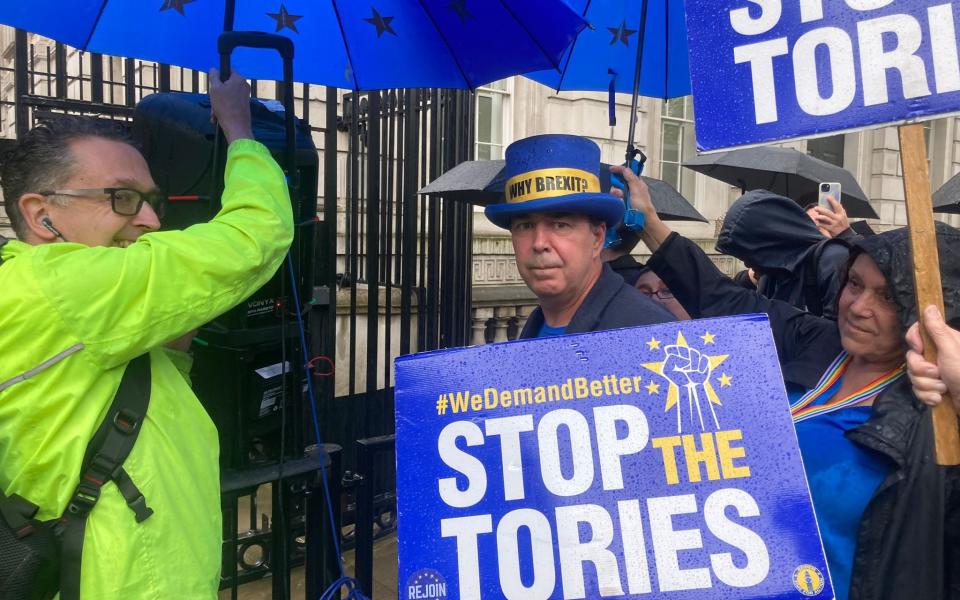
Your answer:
(0, 0), (586, 90)
(525, 0), (690, 168)
(525, 0), (690, 99)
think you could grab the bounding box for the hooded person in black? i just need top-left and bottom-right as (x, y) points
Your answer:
(718, 190), (850, 319)
(611, 163), (960, 600)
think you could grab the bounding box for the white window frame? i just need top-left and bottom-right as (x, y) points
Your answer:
(659, 96), (696, 197)
(475, 78), (512, 162)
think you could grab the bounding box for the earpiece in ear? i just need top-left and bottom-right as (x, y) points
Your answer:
(40, 217), (64, 239)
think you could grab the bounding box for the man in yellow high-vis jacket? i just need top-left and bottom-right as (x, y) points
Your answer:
(0, 70), (293, 598)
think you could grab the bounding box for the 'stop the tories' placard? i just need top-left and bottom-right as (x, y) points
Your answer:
(395, 314), (833, 599)
(686, 1), (960, 151)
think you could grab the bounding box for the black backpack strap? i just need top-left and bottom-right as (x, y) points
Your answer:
(0, 490), (40, 538)
(58, 354), (153, 600)
(0, 233), (8, 266)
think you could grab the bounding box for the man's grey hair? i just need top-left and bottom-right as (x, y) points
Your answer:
(1, 116), (137, 239)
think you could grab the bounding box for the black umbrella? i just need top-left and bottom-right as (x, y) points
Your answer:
(932, 171), (960, 214)
(419, 159), (708, 222)
(418, 160), (507, 204)
(850, 220), (876, 236)
(683, 146), (877, 219)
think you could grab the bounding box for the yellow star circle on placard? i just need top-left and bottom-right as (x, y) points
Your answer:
(641, 331), (729, 413)
(647, 337), (661, 351)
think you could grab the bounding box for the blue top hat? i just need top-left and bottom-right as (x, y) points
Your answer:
(484, 134), (624, 230)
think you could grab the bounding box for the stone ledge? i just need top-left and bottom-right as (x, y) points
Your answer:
(336, 284), (412, 314)
(473, 285), (537, 305)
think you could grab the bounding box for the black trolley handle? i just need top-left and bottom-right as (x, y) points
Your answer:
(217, 31), (297, 178)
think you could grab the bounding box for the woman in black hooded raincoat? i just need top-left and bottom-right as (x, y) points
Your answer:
(610, 165), (960, 600)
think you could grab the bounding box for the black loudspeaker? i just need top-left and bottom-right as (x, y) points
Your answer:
(191, 335), (307, 469)
(133, 92), (318, 331)
(132, 93), (318, 469)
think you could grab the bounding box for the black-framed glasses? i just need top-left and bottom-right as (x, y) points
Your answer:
(640, 289), (674, 300)
(40, 188), (165, 218)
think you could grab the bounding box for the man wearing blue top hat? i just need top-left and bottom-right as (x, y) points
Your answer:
(486, 134), (674, 338)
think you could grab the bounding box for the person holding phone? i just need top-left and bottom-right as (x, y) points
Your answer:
(807, 183), (860, 242)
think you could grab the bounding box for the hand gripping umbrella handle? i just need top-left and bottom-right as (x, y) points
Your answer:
(609, 153), (646, 206)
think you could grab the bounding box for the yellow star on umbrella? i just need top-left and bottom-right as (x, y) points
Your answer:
(701, 331), (716, 344)
(641, 331), (729, 413)
(647, 337), (661, 351)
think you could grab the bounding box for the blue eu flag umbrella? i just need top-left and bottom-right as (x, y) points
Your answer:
(525, 0), (690, 162)
(0, 0), (586, 90)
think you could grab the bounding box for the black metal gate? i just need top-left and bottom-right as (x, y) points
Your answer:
(329, 87), (475, 596)
(324, 86), (474, 459)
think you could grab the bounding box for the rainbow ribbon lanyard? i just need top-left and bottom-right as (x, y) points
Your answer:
(790, 351), (905, 423)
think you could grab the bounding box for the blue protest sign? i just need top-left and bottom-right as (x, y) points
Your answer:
(686, 1), (960, 151)
(395, 315), (833, 599)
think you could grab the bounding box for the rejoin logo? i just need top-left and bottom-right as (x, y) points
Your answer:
(406, 569), (447, 600)
(792, 564), (826, 596)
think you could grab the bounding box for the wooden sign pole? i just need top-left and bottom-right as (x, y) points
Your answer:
(898, 123), (960, 465)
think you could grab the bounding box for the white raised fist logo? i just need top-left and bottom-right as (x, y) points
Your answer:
(664, 344), (710, 386)
(662, 343), (719, 432)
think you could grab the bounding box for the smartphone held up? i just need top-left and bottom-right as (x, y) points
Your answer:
(818, 182), (841, 212)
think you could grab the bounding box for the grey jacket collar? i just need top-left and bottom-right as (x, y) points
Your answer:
(520, 264), (623, 337)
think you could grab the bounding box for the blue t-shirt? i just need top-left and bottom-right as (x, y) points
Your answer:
(536, 322), (567, 337)
(789, 378), (892, 600)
